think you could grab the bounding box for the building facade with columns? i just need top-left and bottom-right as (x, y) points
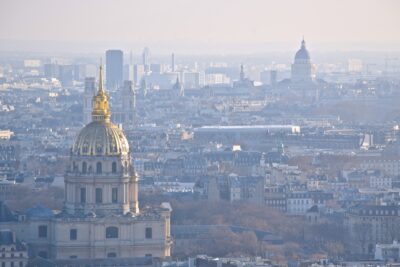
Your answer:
(0, 66), (171, 262)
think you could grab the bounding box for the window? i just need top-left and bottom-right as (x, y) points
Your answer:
(96, 188), (103, 203)
(73, 161), (78, 172)
(80, 188), (86, 203)
(96, 162), (102, 174)
(1, 262), (4, 267)
(106, 227), (118, 238)
(19, 262), (23, 267)
(145, 227), (152, 239)
(38, 225), (47, 238)
(70, 229), (77, 240)
(112, 188), (118, 203)
(10, 262), (14, 267)
(70, 255), (77, 259)
(145, 254), (152, 258)
(112, 162), (117, 174)
(82, 162), (87, 174)
(107, 252), (117, 258)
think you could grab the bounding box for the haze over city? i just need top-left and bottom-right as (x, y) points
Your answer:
(1, 0), (400, 53)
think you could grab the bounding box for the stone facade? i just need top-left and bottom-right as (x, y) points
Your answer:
(0, 66), (171, 262)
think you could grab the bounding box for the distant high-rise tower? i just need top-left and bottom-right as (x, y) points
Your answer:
(240, 64), (245, 81)
(106, 50), (123, 90)
(142, 47), (150, 72)
(83, 77), (96, 124)
(291, 38), (315, 84)
(270, 70), (277, 87)
(171, 53), (175, 72)
(121, 80), (136, 125)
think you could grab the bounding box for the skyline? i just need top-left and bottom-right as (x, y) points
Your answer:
(0, 0), (400, 53)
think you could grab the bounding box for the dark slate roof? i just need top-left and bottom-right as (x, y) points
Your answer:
(0, 229), (14, 245)
(25, 205), (54, 219)
(307, 205), (319, 213)
(27, 256), (157, 267)
(0, 201), (17, 222)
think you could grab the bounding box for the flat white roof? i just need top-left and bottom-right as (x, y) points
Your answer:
(194, 125), (300, 133)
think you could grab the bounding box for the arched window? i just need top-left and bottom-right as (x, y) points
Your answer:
(106, 226), (118, 238)
(82, 162), (87, 174)
(96, 162), (102, 174)
(112, 162), (117, 174)
(107, 252), (117, 258)
(72, 161), (78, 172)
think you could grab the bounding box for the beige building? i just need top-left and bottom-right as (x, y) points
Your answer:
(0, 229), (28, 267)
(345, 205), (400, 258)
(0, 66), (171, 262)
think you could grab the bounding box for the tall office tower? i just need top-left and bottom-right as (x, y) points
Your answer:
(150, 63), (163, 74)
(171, 53), (175, 72)
(106, 50), (123, 90)
(74, 64), (86, 81)
(83, 77), (96, 124)
(121, 80), (136, 125)
(123, 64), (134, 81)
(142, 47), (150, 72)
(59, 65), (74, 86)
(44, 63), (59, 79)
(183, 72), (200, 89)
(134, 64), (146, 86)
(270, 70), (277, 86)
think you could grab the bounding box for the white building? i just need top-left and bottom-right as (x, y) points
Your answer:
(375, 240), (400, 261)
(369, 176), (392, 189)
(291, 39), (316, 84)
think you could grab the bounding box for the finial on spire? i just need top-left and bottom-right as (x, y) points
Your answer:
(91, 63), (111, 122)
(301, 36), (306, 48)
(98, 63), (105, 93)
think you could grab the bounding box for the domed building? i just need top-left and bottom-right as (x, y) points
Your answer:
(291, 38), (316, 84)
(1, 66), (171, 263)
(65, 67), (137, 216)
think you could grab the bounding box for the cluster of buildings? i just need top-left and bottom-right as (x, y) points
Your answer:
(0, 40), (400, 265)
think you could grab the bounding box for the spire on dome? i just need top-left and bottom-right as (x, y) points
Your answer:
(98, 64), (105, 94)
(301, 37), (306, 48)
(91, 65), (111, 122)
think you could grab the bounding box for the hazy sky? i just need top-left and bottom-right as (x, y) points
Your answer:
(0, 0), (399, 52)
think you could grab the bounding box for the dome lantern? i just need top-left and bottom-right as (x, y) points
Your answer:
(92, 65), (111, 122)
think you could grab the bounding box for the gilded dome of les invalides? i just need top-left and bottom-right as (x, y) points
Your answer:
(71, 66), (129, 157)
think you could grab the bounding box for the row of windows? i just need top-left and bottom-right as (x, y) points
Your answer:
(0, 252), (24, 258)
(68, 253), (152, 259)
(74, 161), (118, 174)
(39, 226), (153, 240)
(80, 187), (118, 204)
(1, 262), (24, 267)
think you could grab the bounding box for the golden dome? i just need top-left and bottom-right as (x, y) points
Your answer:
(72, 121), (129, 156)
(72, 65), (129, 156)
